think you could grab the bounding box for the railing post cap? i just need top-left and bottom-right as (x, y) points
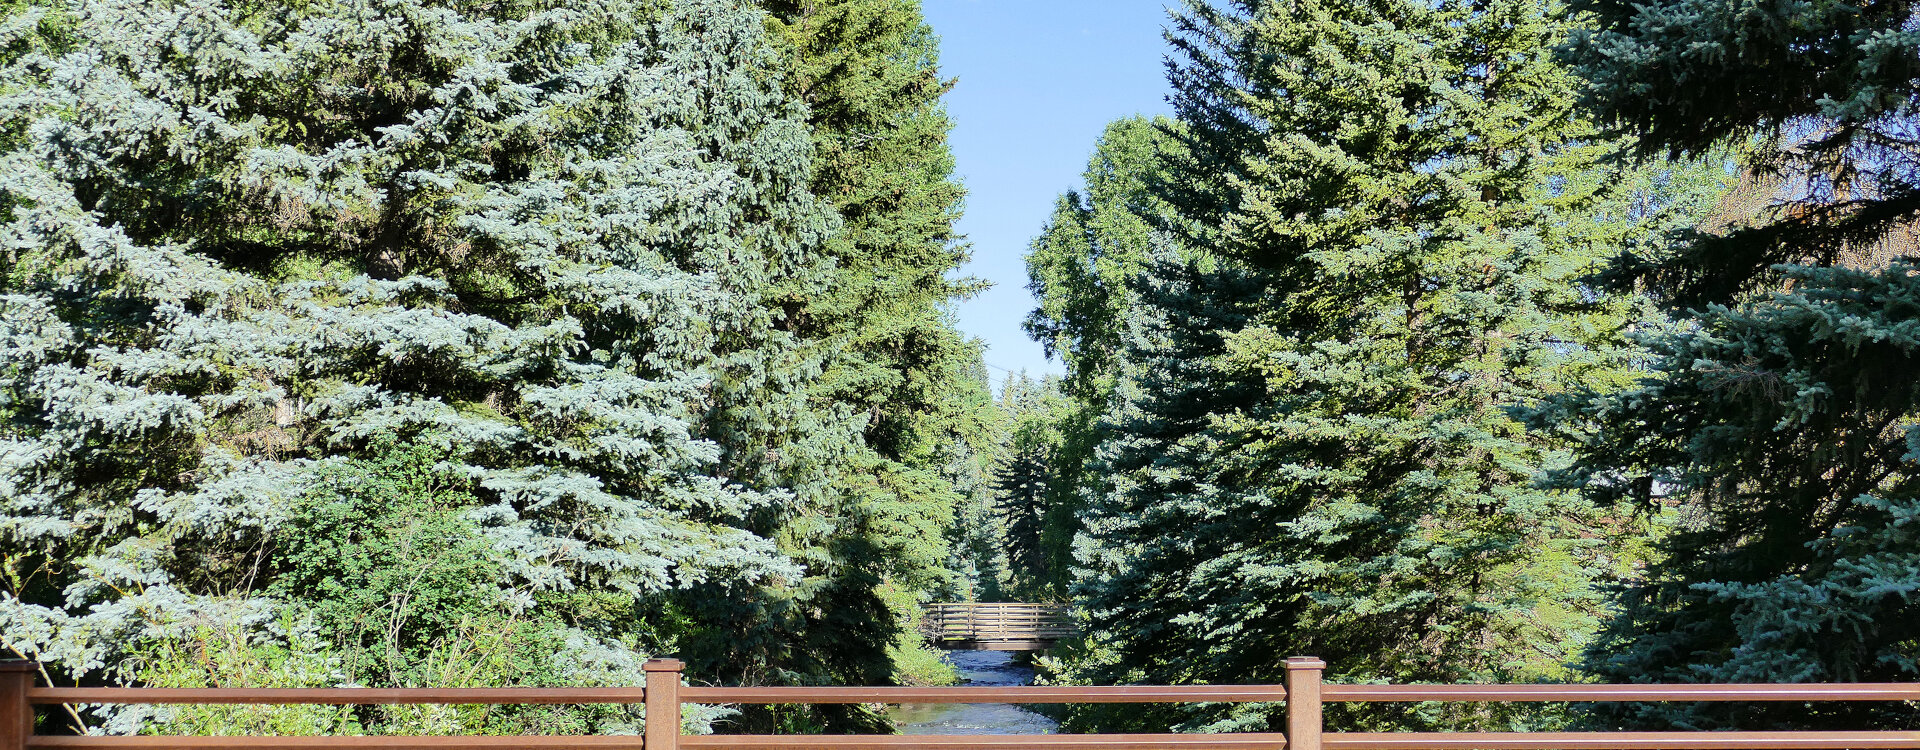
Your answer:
(1285, 656), (1326, 669)
(643, 658), (684, 672)
(0, 661), (36, 673)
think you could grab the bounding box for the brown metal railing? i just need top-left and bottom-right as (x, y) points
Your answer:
(7, 657), (1920, 749)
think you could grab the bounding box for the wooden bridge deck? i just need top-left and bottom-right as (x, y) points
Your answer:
(921, 602), (1076, 650)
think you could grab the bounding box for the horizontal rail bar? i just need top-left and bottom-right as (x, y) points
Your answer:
(1322, 684), (1920, 702)
(681, 734), (1289, 749)
(30, 732), (1920, 750)
(30, 739), (643, 749)
(28, 688), (648, 705)
(928, 626), (1074, 630)
(921, 625), (1075, 632)
(930, 628), (1077, 631)
(925, 615), (1068, 619)
(33, 683), (1920, 706)
(1325, 732), (1920, 749)
(929, 637), (1079, 640)
(677, 686), (1288, 704)
(24, 736), (1286, 750)
(930, 636), (1077, 640)
(925, 609), (1065, 612)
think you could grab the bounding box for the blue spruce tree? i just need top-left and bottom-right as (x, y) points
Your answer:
(0, 0), (854, 733)
(1550, 0), (1920, 730)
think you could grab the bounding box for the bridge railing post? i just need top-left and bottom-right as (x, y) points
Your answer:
(644, 659), (682, 750)
(1284, 656), (1324, 750)
(2, 661), (35, 750)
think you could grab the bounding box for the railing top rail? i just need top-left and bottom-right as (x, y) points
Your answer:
(26, 736), (1295, 750)
(26, 688), (647, 705)
(1322, 732), (1920, 749)
(26, 682), (1920, 706)
(1322, 683), (1920, 702)
(678, 685), (1289, 704)
(27, 740), (646, 749)
(25, 733), (1920, 750)
(680, 735), (1290, 749)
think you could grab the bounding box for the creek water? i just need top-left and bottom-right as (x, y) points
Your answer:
(886, 651), (1059, 735)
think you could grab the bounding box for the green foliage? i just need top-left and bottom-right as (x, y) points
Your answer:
(1551, 0), (1920, 731)
(1040, 0), (1718, 733)
(271, 446), (502, 667)
(674, 0), (988, 714)
(763, 0), (980, 539)
(16, 0), (1914, 741)
(115, 445), (707, 737)
(1540, 265), (1920, 730)
(945, 368), (1013, 602)
(885, 622), (960, 687)
(129, 614), (360, 736)
(1022, 117), (1195, 603)
(989, 374), (1073, 600)
(1026, 116), (1193, 402)
(1567, 0), (1920, 157)
(1567, 0), (1920, 306)
(0, 0), (857, 734)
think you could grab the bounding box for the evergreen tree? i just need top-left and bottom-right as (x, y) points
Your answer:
(1055, 0), (1708, 732)
(989, 373), (1070, 599)
(1566, 0), (1920, 306)
(1548, 0), (1920, 730)
(941, 359), (1011, 603)
(1023, 116), (1190, 599)
(1535, 265), (1920, 730)
(687, 0), (980, 708)
(0, 0), (848, 733)
(761, 0), (978, 583)
(1026, 117), (1189, 402)
(994, 439), (1049, 595)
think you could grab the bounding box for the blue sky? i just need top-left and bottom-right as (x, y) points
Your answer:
(922, 1), (1177, 386)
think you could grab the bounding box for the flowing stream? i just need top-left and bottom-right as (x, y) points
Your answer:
(887, 651), (1059, 735)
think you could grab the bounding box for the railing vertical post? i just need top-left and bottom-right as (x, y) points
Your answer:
(1284, 656), (1324, 750)
(1, 661), (35, 750)
(643, 659), (682, 750)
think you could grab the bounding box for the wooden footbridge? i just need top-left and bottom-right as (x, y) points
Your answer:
(921, 602), (1076, 650)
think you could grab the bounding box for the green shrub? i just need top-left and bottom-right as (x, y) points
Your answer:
(128, 614), (359, 736)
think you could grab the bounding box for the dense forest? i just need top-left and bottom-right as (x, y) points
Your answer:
(1020, 0), (1920, 735)
(0, 0), (1917, 740)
